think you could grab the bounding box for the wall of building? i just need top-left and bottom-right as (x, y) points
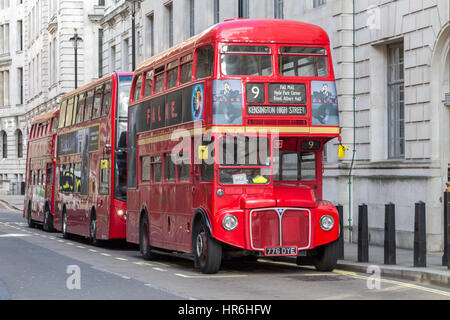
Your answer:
(0, 0), (448, 252)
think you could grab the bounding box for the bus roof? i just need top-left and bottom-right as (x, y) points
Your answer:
(136, 19), (330, 73)
(61, 72), (133, 100)
(32, 109), (59, 125)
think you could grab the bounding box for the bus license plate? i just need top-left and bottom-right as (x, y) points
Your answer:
(264, 246), (298, 256)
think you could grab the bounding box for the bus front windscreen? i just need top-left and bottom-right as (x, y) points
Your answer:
(114, 75), (132, 202)
(218, 136), (271, 185)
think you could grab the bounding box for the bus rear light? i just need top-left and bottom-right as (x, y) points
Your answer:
(222, 215), (238, 231)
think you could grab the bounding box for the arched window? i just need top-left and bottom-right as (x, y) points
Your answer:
(1, 131), (7, 159)
(16, 130), (23, 158)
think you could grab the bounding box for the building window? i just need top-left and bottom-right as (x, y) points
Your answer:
(0, 70), (9, 107)
(17, 130), (23, 158)
(165, 2), (173, 48)
(122, 38), (129, 71)
(238, 0), (249, 18)
(146, 13), (154, 57)
(387, 43), (405, 159)
(18, 68), (23, 104)
(213, 0), (220, 24)
(274, 0), (283, 18)
(189, 0), (195, 37)
(313, 0), (326, 8)
(17, 20), (23, 51)
(110, 45), (116, 72)
(2, 132), (7, 159)
(98, 29), (103, 78)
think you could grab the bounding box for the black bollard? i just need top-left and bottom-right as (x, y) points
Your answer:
(384, 203), (396, 265)
(358, 203), (369, 262)
(336, 204), (344, 259)
(443, 192), (448, 266)
(414, 201), (426, 267)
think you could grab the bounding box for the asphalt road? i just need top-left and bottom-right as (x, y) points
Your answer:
(1, 204), (450, 301)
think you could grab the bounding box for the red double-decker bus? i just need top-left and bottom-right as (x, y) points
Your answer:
(127, 19), (341, 273)
(24, 109), (59, 231)
(53, 72), (132, 244)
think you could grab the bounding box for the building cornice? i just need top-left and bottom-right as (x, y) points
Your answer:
(100, 2), (130, 28)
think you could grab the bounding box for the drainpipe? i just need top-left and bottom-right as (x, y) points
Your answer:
(348, 0), (357, 243)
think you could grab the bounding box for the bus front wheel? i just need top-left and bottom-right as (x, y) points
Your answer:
(192, 218), (222, 274)
(313, 240), (339, 272)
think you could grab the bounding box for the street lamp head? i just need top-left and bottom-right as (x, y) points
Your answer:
(69, 28), (83, 45)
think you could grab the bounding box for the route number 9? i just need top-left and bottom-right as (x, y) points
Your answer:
(251, 86), (260, 99)
(246, 83), (265, 104)
(301, 140), (321, 150)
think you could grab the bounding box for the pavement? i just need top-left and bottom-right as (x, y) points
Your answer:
(0, 195), (24, 211)
(1, 194), (449, 289)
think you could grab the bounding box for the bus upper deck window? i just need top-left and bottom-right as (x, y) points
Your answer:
(196, 45), (214, 79)
(144, 71), (153, 97)
(134, 74), (142, 101)
(221, 45), (272, 76)
(278, 46), (328, 77)
(102, 81), (112, 117)
(154, 66), (165, 93)
(180, 53), (193, 84)
(58, 100), (67, 129)
(92, 86), (103, 119)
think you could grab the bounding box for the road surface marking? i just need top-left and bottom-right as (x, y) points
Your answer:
(115, 257), (128, 261)
(152, 267), (167, 272)
(333, 270), (450, 297)
(0, 233), (31, 238)
(175, 273), (248, 279)
(134, 261), (155, 267)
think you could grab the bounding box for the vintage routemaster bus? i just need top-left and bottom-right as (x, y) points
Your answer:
(53, 72), (132, 244)
(127, 19), (341, 273)
(24, 109), (59, 231)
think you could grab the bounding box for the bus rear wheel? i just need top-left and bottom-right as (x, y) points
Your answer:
(193, 219), (222, 274)
(89, 214), (100, 246)
(61, 209), (70, 239)
(313, 240), (338, 272)
(43, 206), (54, 232)
(27, 205), (35, 228)
(139, 212), (157, 260)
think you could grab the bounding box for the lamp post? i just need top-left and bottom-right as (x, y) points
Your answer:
(125, 0), (141, 71)
(69, 28), (83, 89)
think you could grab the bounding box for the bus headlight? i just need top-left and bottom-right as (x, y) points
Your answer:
(222, 215), (238, 231)
(319, 215), (334, 231)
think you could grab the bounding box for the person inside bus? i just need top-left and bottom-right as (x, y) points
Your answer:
(247, 169), (268, 184)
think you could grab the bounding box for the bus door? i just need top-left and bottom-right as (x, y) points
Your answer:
(45, 163), (54, 211)
(96, 157), (111, 239)
(169, 149), (193, 252)
(192, 137), (215, 234)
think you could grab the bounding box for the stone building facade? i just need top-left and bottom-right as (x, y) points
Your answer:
(99, 0), (449, 251)
(0, 0), (448, 251)
(0, 0), (105, 194)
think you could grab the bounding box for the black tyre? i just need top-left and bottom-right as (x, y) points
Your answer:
(192, 218), (222, 274)
(139, 212), (157, 260)
(313, 240), (339, 272)
(89, 213), (100, 246)
(43, 206), (54, 232)
(27, 205), (36, 228)
(61, 208), (70, 239)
